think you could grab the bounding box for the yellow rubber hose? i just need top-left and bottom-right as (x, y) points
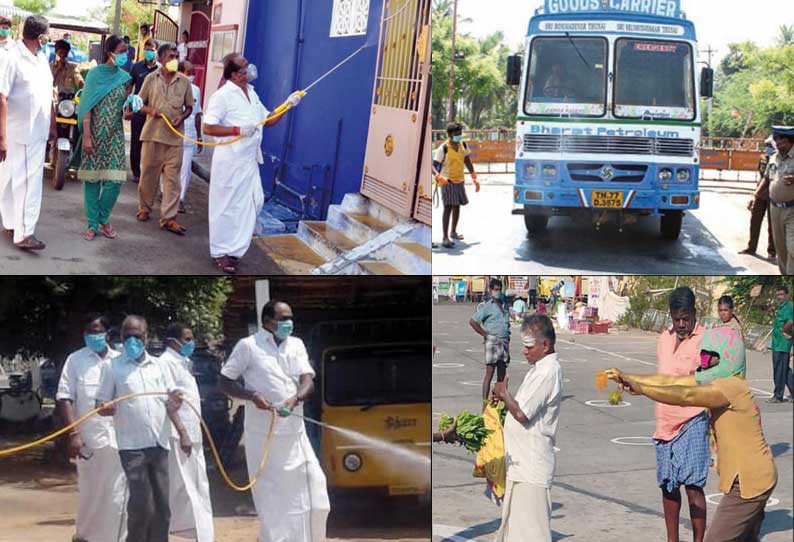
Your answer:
(0, 391), (276, 493)
(159, 90), (306, 148)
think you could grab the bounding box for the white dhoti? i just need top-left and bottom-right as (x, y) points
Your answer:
(180, 143), (196, 203)
(245, 430), (330, 542)
(168, 440), (214, 542)
(0, 139), (46, 243)
(75, 446), (128, 542)
(495, 480), (552, 542)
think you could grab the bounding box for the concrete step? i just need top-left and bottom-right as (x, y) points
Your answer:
(297, 221), (358, 261)
(355, 261), (405, 275)
(253, 234), (326, 274)
(326, 205), (393, 245)
(340, 192), (408, 229)
(370, 240), (431, 275)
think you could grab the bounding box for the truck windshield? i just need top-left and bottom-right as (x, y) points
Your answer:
(324, 344), (430, 406)
(614, 39), (695, 120)
(525, 36), (607, 117)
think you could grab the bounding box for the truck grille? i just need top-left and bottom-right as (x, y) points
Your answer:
(567, 163), (648, 183)
(523, 134), (694, 157)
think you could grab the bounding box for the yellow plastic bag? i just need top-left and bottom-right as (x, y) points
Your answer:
(473, 403), (506, 500)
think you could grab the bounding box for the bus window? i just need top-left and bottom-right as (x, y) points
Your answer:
(614, 39), (695, 120)
(323, 345), (431, 406)
(525, 37), (607, 117)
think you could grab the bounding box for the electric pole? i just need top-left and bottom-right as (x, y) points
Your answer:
(447, 0), (458, 124)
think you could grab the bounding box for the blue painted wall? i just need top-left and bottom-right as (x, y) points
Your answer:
(244, 0), (384, 220)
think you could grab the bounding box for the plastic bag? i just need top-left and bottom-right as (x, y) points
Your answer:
(473, 402), (506, 503)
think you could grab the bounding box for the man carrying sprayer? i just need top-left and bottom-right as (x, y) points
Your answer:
(605, 325), (777, 542)
(203, 53), (302, 274)
(56, 314), (128, 542)
(219, 300), (330, 542)
(470, 278), (510, 404)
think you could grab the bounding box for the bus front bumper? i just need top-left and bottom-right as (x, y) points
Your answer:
(512, 187), (700, 215)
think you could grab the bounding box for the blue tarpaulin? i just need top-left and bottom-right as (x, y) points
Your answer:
(244, 0), (384, 221)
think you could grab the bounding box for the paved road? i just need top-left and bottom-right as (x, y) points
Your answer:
(0, 150), (278, 274)
(432, 175), (780, 275)
(432, 303), (794, 542)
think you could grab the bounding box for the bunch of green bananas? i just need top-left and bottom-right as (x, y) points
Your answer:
(438, 411), (493, 453)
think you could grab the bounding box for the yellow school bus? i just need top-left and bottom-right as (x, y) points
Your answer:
(306, 319), (430, 498)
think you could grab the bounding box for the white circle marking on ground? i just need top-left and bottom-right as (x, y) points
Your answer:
(586, 399), (632, 408)
(459, 381), (481, 387)
(706, 493), (779, 509)
(563, 378), (571, 383)
(610, 437), (655, 446)
(434, 363), (465, 369)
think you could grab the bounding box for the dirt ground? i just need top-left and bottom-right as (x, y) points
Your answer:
(0, 437), (430, 542)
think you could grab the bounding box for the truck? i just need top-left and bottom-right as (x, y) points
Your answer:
(506, 0), (713, 240)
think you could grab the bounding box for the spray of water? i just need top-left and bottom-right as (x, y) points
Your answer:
(291, 412), (430, 481)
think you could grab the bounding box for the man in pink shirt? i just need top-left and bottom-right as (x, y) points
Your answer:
(655, 287), (709, 542)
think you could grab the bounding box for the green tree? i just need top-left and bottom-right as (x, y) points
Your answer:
(89, 0), (157, 39)
(0, 277), (233, 359)
(776, 24), (794, 47)
(13, 0), (56, 15)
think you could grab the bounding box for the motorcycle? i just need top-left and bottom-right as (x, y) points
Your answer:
(51, 90), (80, 190)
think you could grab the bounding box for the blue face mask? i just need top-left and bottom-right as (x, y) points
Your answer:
(84, 333), (108, 353)
(245, 63), (258, 82)
(492, 291), (504, 301)
(123, 336), (145, 360)
(113, 52), (128, 67)
(180, 340), (195, 358)
(0, 29), (10, 38)
(274, 320), (293, 340)
(144, 49), (156, 62)
(452, 135), (463, 143)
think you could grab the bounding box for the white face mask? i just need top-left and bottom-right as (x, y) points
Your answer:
(188, 75), (195, 83)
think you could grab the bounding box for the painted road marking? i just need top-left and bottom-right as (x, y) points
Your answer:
(611, 436), (655, 446)
(434, 363), (465, 369)
(586, 399), (632, 408)
(433, 524), (490, 542)
(557, 338), (656, 367)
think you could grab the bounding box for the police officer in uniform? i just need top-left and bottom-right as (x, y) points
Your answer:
(766, 126), (794, 275)
(739, 137), (777, 261)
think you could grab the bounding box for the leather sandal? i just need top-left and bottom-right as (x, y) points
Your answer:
(99, 223), (117, 239)
(15, 235), (46, 251)
(161, 220), (187, 235)
(136, 211), (150, 222)
(214, 256), (237, 274)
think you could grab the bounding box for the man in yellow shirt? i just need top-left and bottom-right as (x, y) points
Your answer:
(606, 327), (777, 542)
(433, 122), (479, 249)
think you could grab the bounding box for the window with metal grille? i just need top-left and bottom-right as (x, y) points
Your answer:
(330, 0), (370, 38)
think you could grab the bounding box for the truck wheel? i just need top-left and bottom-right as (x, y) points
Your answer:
(660, 210), (683, 240)
(52, 149), (69, 190)
(524, 208), (548, 236)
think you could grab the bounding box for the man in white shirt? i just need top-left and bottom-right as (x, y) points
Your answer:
(0, 16), (13, 51)
(159, 322), (214, 542)
(220, 300), (330, 542)
(0, 15), (55, 250)
(177, 60), (202, 214)
(56, 314), (128, 542)
(492, 313), (563, 542)
(202, 52), (302, 274)
(96, 315), (191, 542)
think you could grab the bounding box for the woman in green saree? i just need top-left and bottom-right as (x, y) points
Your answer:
(76, 35), (132, 240)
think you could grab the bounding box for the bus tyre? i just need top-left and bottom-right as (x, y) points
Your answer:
(524, 209), (548, 236)
(660, 210), (683, 240)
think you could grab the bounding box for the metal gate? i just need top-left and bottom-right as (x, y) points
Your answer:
(188, 11), (211, 101)
(153, 9), (178, 46)
(361, 0), (431, 220)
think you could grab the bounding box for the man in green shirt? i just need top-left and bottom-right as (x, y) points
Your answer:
(768, 284), (794, 403)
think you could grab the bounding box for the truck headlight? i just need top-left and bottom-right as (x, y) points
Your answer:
(542, 165), (557, 177)
(676, 168), (691, 182)
(58, 99), (75, 117)
(343, 453), (362, 472)
(524, 163), (537, 179)
(659, 168), (673, 181)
